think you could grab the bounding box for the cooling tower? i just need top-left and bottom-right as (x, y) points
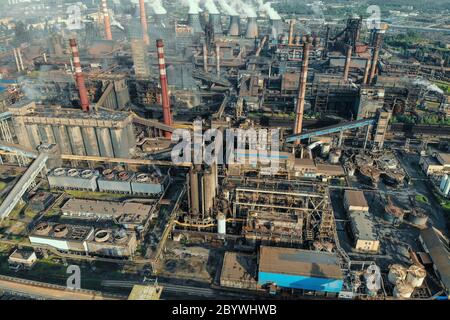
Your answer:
(228, 15), (240, 36)
(209, 13), (223, 34)
(245, 17), (258, 39)
(188, 13), (203, 33)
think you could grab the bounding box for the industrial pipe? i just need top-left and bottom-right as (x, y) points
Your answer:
(156, 39), (173, 138)
(369, 31), (383, 85)
(343, 45), (352, 81)
(216, 43), (220, 75)
(17, 48), (24, 72)
(203, 42), (208, 73)
(288, 19), (295, 46)
(101, 0), (113, 40)
(363, 58), (371, 85)
(12, 48), (20, 72)
(139, 0), (150, 45)
(294, 37), (311, 138)
(69, 38), (90, 112)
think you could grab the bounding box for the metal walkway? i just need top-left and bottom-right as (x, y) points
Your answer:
(0, 152), (48, 221)
(285, 118), (377, 143)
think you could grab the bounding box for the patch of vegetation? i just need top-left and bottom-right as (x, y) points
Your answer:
(415, 194), (429, 204)
(0, 181), (7, 192)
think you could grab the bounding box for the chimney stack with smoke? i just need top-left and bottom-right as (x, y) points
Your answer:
(245, 17), (259, 39)
(294, 37), (311, 138)
(101, 0), (113, 40)
(205, 0), (222, 34)
(156, 39), (173, 138)
(69, 38), (89, 112)
(139, 0), (150, 45)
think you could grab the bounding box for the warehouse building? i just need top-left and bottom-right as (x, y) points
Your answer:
(257, 246), (344, 296)
(419, 227), (450, 298)
(344, 190), (369, 213)
(348, 211), (380, 253)
(220, 252), (258, 291)
(29, 222), (137, 258)
(61, 198), (156, 230)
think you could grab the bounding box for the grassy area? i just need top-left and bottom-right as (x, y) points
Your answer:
(0, 181), (6, 192)
(415, 194), (429, 204)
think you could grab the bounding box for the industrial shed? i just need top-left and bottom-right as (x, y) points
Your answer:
(258, 246), (344, 295)
(344, 190), (369, 213)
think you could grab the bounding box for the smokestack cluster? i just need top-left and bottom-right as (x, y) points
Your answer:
(139, 0), (150, 45)
(245, 17), (258, 39)
(294, 37), (311, 137)
(101, 0), (113, 40)
(156, 39), (173, 138)
(69, 38), (89, 112)
(228, 15), (240, 36)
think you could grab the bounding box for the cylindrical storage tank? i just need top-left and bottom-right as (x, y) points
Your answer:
(406, 265), (426, 288)
(217, 212), (226, 235)
(53, 125), (72, 154)
(110, 128), (130, 158)
(393, 280), (414, 299)
(439, 174), (448, 192)
(329, 149), (341, 164)
(96, 127), (115, 158)
(408, 209), (428, 227)
(321, 143), (331, 157)
(388, 264), (407, 285)
(81, 127), (100, 156)
(67, 126), (86, 156)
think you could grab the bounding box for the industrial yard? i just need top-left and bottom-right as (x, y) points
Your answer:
(0, 0), (449, 303)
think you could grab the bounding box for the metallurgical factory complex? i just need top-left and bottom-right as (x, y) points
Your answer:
(0, 0), (449, 302)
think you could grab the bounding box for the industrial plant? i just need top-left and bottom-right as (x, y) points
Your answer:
(0, 0), (449, 302)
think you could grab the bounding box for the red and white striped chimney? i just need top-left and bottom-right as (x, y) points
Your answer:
(156, 39), (173, 138)
(69, 39), (89, 112)
(101, 0), (113, 40)
(139, 0), (150, 45)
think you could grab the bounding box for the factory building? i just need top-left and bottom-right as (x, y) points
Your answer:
(220, 252), (258, 291)
(29, 192), (54, 212)
(29, 222), (137, 258)
(61, 198), (156, 230)
(344, 190), (369, 213)
(348, 211), (379, 253)
(419, 227), (450, 298)
(257, 246), (344, 296)
(8, 100), (136, 158)
(48, 168), (100, 191)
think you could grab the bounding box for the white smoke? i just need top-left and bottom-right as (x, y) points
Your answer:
(218, 1), (238, 16)
(182, 0), (202, 14)
(151, 0), (167, 15)
(259, 1), (281, 20)
(204, 0), (219, 15)
(413, 78), (444, 95)
(239, 1), (257, 18)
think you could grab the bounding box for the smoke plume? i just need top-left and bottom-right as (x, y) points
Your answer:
(204, 0), (219, 15)
(151, 0), (167, 15)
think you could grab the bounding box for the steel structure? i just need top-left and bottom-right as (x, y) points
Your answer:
(0, 152), (48, 221)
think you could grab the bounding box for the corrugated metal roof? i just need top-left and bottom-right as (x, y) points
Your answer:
(420, 228), (450, 293)
(345, 190), (368, 208)
(258, 246), (343, 280)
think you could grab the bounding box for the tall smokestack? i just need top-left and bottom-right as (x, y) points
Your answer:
(13, 48), (20, 72)
(294, 37), (311, 138)
(228, 15), (240, 36)
(101, 0), (113, 40)
(288, 20), (295, 46)
(69, 39), (89, 112)
(363, 58), (371, 85)
(188, 13), (203, 33)
(17, 48), (24, 72)
(216, 43), (220, 75)
(156, 39), (173, 138)
(139, 0), (150, 45)
(369, 31), (383, 85)
(245, 17), (258, 39)
(343, 45), (352, 81)
(203, 42), (208, 73)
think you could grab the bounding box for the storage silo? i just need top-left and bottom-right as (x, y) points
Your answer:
(217, 212), (226, 235)
(96, 127), (115, 158)
(82, 127), (100, 156)
(393, 279), (414, 299)
(52, 125), (73, 154)
(67, 126), (86, 156)
(406, 265), (426, 288)
(110, 127), (130, 158)
(388, 264), (407, 285)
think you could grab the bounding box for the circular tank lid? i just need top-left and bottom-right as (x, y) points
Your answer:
(67, 169), (79, 177)
(95, 230), (111, 243)
(53, 224), (68, 237)
(54, 168), (66, 176)
(136, 173), (150, 182)
(35, 222), (51, 235)
(118, 171), (130, 181)
(81, 170), (93, 178)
